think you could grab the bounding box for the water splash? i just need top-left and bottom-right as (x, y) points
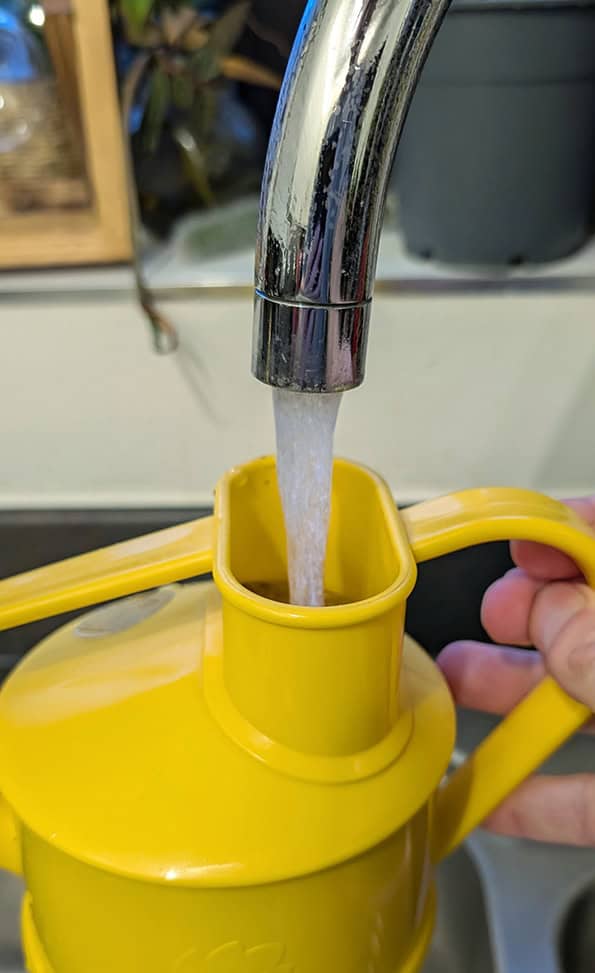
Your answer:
(273, 389), (342, 606)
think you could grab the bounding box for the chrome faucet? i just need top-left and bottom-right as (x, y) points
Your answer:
(251, 0), (450, 392)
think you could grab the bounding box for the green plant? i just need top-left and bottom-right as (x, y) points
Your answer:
(114, 0), (280, 204)
(112, 0), (281, 353)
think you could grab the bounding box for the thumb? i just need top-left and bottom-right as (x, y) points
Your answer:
(530, 581), (595, 710)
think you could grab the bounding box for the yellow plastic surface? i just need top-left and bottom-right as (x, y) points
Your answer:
(0, 792), (20, 875)
(214, 457), (417, 755)
(22, 895), (52, 973)
(0, 458), (592, 971)
(20, 884), (437, 973)
(11, 624), (447, 971)
(402, 487), (594, 861)
(0, 517), (214, 632)
(0, 459), (454, 888)
(20, 819), (437, 973)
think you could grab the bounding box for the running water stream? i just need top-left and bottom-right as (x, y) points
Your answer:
(273, 389), (342, 606)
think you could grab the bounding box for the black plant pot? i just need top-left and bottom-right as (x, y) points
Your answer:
(394, 1), (595, 267)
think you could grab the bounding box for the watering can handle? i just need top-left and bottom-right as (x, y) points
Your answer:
(0, 514), (215, 874)
(0, 488), (590, 868)
(401, 488), (594, 863)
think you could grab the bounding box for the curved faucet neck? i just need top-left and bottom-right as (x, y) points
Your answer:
(252, 0), (451, 392)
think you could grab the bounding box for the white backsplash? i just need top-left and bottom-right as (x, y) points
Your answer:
(0, 288), (593, 507)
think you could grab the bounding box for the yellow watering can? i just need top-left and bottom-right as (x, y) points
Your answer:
(0, 457), (592, 973)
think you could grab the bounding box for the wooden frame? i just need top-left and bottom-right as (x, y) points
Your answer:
(0, 0), (132, 269)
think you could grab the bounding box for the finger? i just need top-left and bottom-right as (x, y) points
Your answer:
(511, 497), (595, 581)
(483, 773), (595, 846)
(438, 639), (595, 730)
(481, 568), (544, 646)
(530, 581), (595, 710)
(437, 641), (544, 714)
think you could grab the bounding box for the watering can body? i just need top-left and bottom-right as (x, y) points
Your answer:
(0, 457), (592, 973)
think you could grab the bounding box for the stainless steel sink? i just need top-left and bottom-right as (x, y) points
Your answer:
(560, 880), (595, 973)
(422, 848), (495, 973)
(0, 870), (23, 973)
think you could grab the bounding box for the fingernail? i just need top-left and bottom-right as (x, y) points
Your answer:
(534, 584), (588, 648)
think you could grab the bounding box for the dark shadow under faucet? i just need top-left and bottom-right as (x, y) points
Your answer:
(251, 0), (451, 393)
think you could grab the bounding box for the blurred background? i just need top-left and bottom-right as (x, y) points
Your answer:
(0, 0), (594, 666)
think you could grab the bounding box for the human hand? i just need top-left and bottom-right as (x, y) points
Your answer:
(437, 498), (595, 846)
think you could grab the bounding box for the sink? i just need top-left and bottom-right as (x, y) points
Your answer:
(422, 847), (495, 973)
(0, 870), (23, 972)
(560, 880), (595, 973)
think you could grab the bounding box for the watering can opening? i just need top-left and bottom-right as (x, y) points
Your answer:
(216, 455), (416, 609)
(212, 457), (418, 758)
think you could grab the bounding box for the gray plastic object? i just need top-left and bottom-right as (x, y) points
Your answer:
(393, 2), (595, 266)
